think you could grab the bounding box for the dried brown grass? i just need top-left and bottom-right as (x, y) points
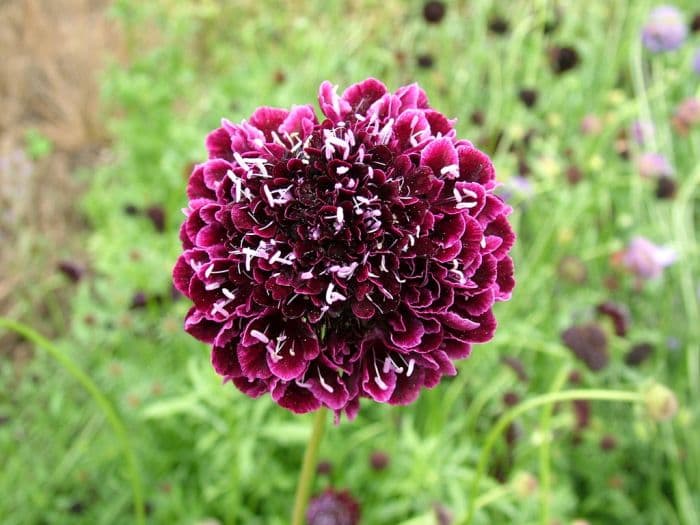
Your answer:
(0, 0), (121, 356)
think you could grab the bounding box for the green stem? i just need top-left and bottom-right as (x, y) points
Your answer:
(0, 317), (145, 524)
(291, 407), (327, 525)
(538, 368), (570, 525)
(462, 389), (643, 525)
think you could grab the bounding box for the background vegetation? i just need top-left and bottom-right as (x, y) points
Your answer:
(2, 1), (699, 524)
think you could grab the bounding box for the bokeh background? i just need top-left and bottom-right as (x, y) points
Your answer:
(1, 1), (699, 524)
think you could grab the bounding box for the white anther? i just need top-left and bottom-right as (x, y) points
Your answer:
(336, 166), (350, 175)
(221, 287), (236, 300)
(441, 164), (459, 177)
(250, 329), (270, 344)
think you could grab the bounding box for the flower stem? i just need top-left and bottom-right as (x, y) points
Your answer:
(291, 407), (327, 525)
(462, 389), (643, 525)
(0, 317), (145, 524)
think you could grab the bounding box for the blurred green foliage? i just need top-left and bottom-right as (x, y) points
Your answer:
(2, 1), (699, 524)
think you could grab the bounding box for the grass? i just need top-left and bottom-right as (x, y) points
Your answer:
(2, 0), (699, 523)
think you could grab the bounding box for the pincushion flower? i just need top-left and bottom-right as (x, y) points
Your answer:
(622, 236), (677, 280)
(641, 6), (687, 52)
(173, 78), (515, 419)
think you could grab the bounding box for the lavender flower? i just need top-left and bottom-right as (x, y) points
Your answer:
(622, 236), (677, 280)
(636, 152), (674, 178)
(641, 6), (687, 52)
(630, 120), (654, 146)
(173, 79), (515, 419)
(693, 49), (700, 74)
(307, 489), (360, 525)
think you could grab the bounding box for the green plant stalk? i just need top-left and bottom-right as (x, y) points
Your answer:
(538, 367), (570, 525)
(0, 317), (145, 525)
(291, 407), (327, 525)
(462, 389), (644, 525)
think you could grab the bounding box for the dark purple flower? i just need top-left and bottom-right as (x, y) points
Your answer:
(423, 1), (446, 24)
(692, 13), (700, 32)
(501, 356), (528, 382)
(434, 503), (454, 525)
(656, 176), (677, 199)
(307, 489), (360, 525)
(417, 53), (435, 68)
(146, 205), (166, 233)
(316, 460), (333, 476)
(548, 45), (580, 74)
(57, 260), (85, 283)
(173, 79), (515, 419)
(561, 324), (609, 372)
(600, 434), (617, 451)
(369, 450), (390, 471)
(488, 16), (510, 35)
(641, 6), (687, 52)
(518, 88), (538, 108)
(596, 301), (630, 337)
(625, 342), (654, 366)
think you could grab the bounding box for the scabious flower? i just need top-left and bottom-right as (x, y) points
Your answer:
(630, 120), (654, 146)
(561, 324), (609, 372)
(173, 79), (515, 419)
(307, 489), (360, 525)
(636, 152), (674, 178)
(641, 6), (687, 52)
(672, 97), (700, 134)
(621, 236), (677, 280)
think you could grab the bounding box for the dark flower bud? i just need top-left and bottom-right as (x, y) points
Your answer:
(417, 53), (435, 68)
(130, 292), (148, 309)
(316, 460), (333, 476)
(502, 356), (528, 382)
(692, 13), (700, 32)
(503, 391), (520, 407)
(68, 501), (85, 514)
(518, 88), (538, 108)
(423, 1), (446, 24)
(470, 111), (485, 126)
(549, 45), (580, 74)
(600, 434), (617, 451)
(562, 324), (608, 372)
(369, 450), (390, 471)
(57, 260), (85, 283)
(625, 343), (654, 366)
(568, 370), (583, 385)
(596, 301), (630, 337)
(307, 489), (360, 525)
(434, 503), (454, 525)
(572, 399), (591, 430)
(146, 205), (166, 233)
(566, 165), (583, 185)
(123, 203), (139, 216)
(656, 177), (677, 200)
(488, 16), (510, 35)
(273, 70), (286, 85)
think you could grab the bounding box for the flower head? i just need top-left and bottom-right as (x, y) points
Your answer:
(307, 489), (360, 525)
(622, 236), (676, 280)
(636, 152), (674, 178)
(641, 6), (687, 52)
(561, 323), (609, 372)
(173, 79), (515, 419)
(693, 48), (700, 74)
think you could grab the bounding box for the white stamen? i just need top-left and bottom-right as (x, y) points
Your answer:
(481, 236), (487, 248)
(221, 287), (236, 300)
(456, 201), (478, 209)
(205, 282), (221, 291)
(325, 283), (347, 304)
(441, 164), (459, 177)
(263, 185), (275, 207)
(373, 358), (389, 390)
(211, 301), (230, 317)
(406, 358), (415, 377)
(336, 166), (350, 175)
(336, 207), (344, 224)
(318, 369), (334, 393)
(205, 264), (215, 278)
(300, 271), (314, 280)
(380, 255), (388, 273)
(250, 329), (270, 344)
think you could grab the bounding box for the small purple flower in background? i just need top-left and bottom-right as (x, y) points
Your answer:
(173, 79), (515, 419)
(672, 97), (700, 134)
(561, 324), (609, 372)
(630, 120), (654, 146)
(693, 49), (700, 74)
(622, 236), (677, 280)
(307, 489), (360, 525)
(636, 152), (674, 178)
(641, 6), (687, 52)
